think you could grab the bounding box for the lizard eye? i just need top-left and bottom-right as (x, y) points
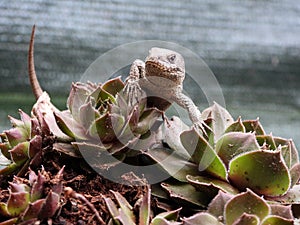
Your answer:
(168, 54), (176, 63)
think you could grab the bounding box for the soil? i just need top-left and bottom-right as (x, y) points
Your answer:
(0, 146), (155, 225)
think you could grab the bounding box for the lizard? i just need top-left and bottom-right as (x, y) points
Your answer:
(28, 26), (208, 135)
(123, 47), (209, 136)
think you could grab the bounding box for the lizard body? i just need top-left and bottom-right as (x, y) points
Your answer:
(28, 26), (207, 134)
(124, 47), (207, 134)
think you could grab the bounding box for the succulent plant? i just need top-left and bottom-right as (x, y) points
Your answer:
(103, 187), (181, 225)
(51, 77), (164, 169)
(182, 189), (294, 225)
(0, 167), (64, 225)
(145, 102), (300, 214)
(0, 110), (44, 176)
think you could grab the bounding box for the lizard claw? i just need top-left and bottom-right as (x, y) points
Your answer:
(123, 80), (146, 108)
(193, 121), (212, 139)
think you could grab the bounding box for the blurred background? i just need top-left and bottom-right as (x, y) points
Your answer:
(0, 1), (299, 148)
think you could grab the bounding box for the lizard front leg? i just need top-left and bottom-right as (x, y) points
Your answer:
(172, 91), (210, 136)
(123, 59), (146, 108)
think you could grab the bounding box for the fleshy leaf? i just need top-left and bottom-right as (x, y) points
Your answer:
(10, 141), (30, 164)
(102, 76), (125, 96)
(135, 108), (163, 135)
(22, 199), (45, 221)
(28, 135), (42, 158)
(228, 150), (290, 196)
(181, 128), (227, 181)
(201, 102), (234, 141)
(38, 190), (60, 219)
(5, 127), (28, 148)
(55, 110), (88, 140)
(151, 208), (181, 224)
(89, 112), (124, 143)
(208, 191), (233, 220)
(225, 117), (246, 133)
(274, 137), (299, 169)
(110, 190), (135, 223)
(161, 181), (210, 208)
(30, 171), (46, 202)
(32, 92), (70, 140)
(182, 212), (223, 225)
(232, 213), (259, 225)
(7, 191), (30, 216)
(260, 216), (294, 225)
(216, 132), (260, 167)
(290, 163), (300, 187)
(225, 189), (270, 225)
(256, 134), (276, 150)
(139, 187), (151, 225)
(79, 99), (100, 129)
(270, 204), (293, 220)
(103, 196), (120, 221)
(187, 175), (239, 196)
(242, 119), (265, 135)
(67, 82), (94, 121)
(143, 147), (199, 182)
(268, 184), (300, 204)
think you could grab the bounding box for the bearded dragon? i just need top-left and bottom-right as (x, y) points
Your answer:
(124, 47), (208, 135)
(28, 26), (208, 135)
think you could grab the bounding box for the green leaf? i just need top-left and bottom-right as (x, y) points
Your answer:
(267, 184), (300, 204)
(256, 135), (276, 150)
(216, 132), (260, 167)
(225, 117), (246, 133)
(111, 191), (135, 223)
(89, 112), (125, 143)
(7, 191), (30, 216)
(242, 119), (265, 135)
(102, 76), (125, 96)
(161, 181), (210, 208)
(144, 147), (199, 182)
(228, 150), (290, 196)
(181, 128), (227, 181)
(232, 213), (260, 225)
(5, 127), (28, 148)
(225, 189), (270, 225)
(103, 196), (120, 223)
(55, 110), (88, 140)
(182, 212), (223, 225)
(274, 137), (299, 169)
(187, 175), (239, 197)
(0, 202), (10, 217)
(151, 208), (181, 224)
(261, 216), (294, 225)
(139, 188), (151, 225)
(10, 142), (30, 165)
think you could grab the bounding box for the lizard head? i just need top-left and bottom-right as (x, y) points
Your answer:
(145, 47), (185, 87)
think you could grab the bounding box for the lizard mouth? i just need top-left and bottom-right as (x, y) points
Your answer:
(145, 60), (184, 84)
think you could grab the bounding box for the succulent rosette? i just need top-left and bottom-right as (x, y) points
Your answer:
(0, 110), (43, 176)
(146, 102), (300, 211)
(182, 189), (294, 225)
(52, 77), (164, 169)
(0, 167), (64, 225)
